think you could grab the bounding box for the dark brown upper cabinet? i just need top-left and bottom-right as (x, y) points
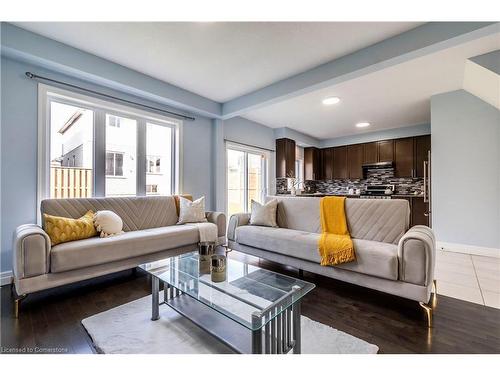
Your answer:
(377, 140), (394, 162)
(347, 144), (364, 179)
(333, 146), (348, 179)
(304, 147), (322, 180)
(322, 148), (334, 180)
(415, 135), (431, 178)
(363, 142), (378, 164)
(276, 138), (296, 178)
(394, 137), (415, 177)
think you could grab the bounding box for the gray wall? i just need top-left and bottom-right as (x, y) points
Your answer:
(0, 57), (214, 272)
(431, 89), (500, 249)
(224, 117), (275, 151)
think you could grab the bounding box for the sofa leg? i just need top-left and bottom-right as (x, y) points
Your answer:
(432, 279), (438, 308)
(419, 301), (433, 328)
(298, 269), (304, 278)
(13, 294), (27, 319)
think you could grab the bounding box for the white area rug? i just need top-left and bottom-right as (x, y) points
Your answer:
(82, 295), (378, 354)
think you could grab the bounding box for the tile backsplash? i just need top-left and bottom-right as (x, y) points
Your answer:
(277, 167), (424, 195)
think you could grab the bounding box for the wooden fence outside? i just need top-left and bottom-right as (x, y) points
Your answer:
(50, 166), (92, 198)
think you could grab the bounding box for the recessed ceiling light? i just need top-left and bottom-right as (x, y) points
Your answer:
(356, 122), (370, 128)
(322, 96), (340, 105)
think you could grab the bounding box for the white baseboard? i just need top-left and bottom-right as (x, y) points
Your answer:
(1, 270), (13, 286)
(437, 241), (500, 258)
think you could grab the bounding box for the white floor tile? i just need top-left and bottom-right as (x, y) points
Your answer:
(472, 259), (500, 273)
(436, 251), (473, 266)
(472, 255), (500, 263)
(475, 267), (500, 282)
(435, 260), (475, 275)
(482, 290), (500, 309)
(437, 281), (484, 305)
(435, 269), (480, 288)
(477, 276), (500, 293)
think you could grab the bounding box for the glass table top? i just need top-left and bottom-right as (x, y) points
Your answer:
(139, 251), (315, 330)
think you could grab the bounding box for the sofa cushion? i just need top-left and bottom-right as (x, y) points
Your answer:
(235, 226), (399, 280)
(41, 196), (178, 232)
(50, 225), (199, 273)
(267, 196), (409, 244)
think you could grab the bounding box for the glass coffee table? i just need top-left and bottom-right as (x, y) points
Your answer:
(139, 251), (315, 354)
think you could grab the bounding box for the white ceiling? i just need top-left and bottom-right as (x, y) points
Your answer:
(14, 22), (422, 102)
(243, 33), (500, 139)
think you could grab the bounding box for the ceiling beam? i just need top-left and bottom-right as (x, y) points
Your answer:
(222, 22), (499, 119)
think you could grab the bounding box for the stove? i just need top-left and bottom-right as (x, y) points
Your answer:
(360, 184), (395, 199)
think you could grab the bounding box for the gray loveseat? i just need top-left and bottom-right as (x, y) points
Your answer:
(12, 195), (225, 316)
(228, 196), (436, 326)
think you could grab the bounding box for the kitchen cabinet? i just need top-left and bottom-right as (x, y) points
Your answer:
(304, 147), (322, 180)
(411, 197), (429, 226)
(415, 135), (431, 178)
(322, 148), (334, 180)
(394, 137), (415, 177)
(377, 140), (394, 162)
(333, 146), (348, 179)
(363, 142), (378, 164)
(347, 144), (364, 179)
(398, 196), (430, 227)
(276, 138), (296, 178)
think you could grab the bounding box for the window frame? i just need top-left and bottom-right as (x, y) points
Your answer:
(225, 141), (270, 216)
(37, 84), (183, 221)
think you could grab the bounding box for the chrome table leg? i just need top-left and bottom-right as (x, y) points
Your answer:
(292, 301), (301, 354)
(151, 276), (160, 321)
(251, 312), (263, 354)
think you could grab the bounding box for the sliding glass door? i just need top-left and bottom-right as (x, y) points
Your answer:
(226, 145), (267, 218)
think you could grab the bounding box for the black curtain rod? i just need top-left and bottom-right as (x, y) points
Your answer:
(25, 72), (196, 121)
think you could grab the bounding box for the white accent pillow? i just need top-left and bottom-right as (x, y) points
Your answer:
(177, 196), (207, 224)
(94, 210), (124, 238)
(250, 199), (278, 227)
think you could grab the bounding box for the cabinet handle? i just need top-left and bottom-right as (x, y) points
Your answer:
(423, 161), (428, 202)
(424, 212), (429, 217)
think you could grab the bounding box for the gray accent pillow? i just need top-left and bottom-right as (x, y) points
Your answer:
(250, 199), (278, 227)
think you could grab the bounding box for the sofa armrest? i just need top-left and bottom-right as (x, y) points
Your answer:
(227, 213), (251, 242)
(397, 225), (436, 287)
(13, 224), (51, 279)
(205, 211), (226, 238)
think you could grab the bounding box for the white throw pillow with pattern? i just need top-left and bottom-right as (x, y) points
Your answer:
(177, 196), (207, 224)
(250, 199), (278, 227)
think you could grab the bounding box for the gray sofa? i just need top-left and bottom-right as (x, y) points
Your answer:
(228, 196), (436, 326)
(12, 195), (225, 316)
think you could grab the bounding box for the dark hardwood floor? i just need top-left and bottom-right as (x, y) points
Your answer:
(1, 251), (499, 354)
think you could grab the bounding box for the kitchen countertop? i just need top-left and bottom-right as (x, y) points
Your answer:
(276, 193), (424, 198)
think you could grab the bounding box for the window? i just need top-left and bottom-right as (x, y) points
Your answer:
(226, 143), (269, 218)
(147, 156), (161, 174)
(105, 114), (137, 196)
(146, 184), (158, 194)
(108, 116), (121, 128)
(146, 123), (173, 195)
(38, 85), (181, 205)
(106, 152), (124, 177)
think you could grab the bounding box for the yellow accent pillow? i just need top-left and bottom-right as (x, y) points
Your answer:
(43, 210), (97, 246)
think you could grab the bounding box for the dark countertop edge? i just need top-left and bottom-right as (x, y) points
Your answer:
(275, 193), (424, 198)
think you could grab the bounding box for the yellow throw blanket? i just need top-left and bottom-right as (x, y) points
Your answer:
(318, 196), (356, 266)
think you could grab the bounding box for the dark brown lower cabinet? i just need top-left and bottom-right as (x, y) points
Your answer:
(411, 197), (429, 226)
(397, 197), (429, 227)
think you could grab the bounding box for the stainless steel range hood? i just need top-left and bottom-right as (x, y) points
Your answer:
(362, 161), (394, 170)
